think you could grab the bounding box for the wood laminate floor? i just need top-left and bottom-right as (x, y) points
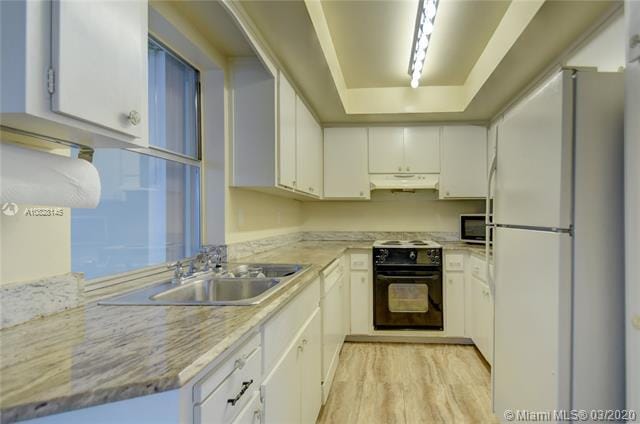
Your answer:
(317, 342), (498, 424)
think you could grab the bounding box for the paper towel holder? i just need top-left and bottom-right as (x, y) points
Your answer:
(77, 147), (94, 163)
(1, 125), (94, 163)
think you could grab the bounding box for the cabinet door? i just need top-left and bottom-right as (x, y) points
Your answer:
(368, 127), (404, 173)
(300, 309), (322, 424)
(311, 119), (324, 196)
(628, 0), (640, 62)
(445, 272), (465, 337)
(350, 271), (370, 334)
(231, 392), (262, 424)
(51, 0), (147, 138)
(296, 97), (322, 196)
(403, 127), (440, 173)
(262, 338), (301, 424)
(324, 128), (370, 199)
(341, 257), (350, 339)
(487, 120), (499, 200)
(278, 73), (297, 189)
(440, 126), (488, 198)
(470, 275), (484, 354)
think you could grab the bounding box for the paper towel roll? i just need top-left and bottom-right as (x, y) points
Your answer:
(0, 142), (101, 208)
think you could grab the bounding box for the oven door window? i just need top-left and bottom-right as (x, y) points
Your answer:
(388, 283), (429, 313)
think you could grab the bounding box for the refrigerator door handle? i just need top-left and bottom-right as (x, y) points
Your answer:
(486, 152), (497, 288)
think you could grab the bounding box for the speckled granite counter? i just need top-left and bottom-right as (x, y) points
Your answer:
(0, 241), (369, 423)
(0, 239), (488, 422)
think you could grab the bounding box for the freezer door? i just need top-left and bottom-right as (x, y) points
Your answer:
(493, 227), (572, 417)
(494, 71), (573, 229)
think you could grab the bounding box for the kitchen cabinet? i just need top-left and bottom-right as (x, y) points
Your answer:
(469, 254), (493, 365)
(295, 97), (323, 197)
(262, 309), (321, 424)
(445, 272), (465, 337)
(321, 259), (345, 402)
(231, 392), (262, 424)
(278, 73), (297, 189)
(0, 0), (148, 148)
(471, 275), (493, 364)
(232, 67), (322, 200)
(487, 120), (499, 200)
(368, 127), (405, 173)
(369, 127), (440, 174)
(324, 128), (370, 199)
(349, 252), (371, 335)
(404, 127), (441, 173)
(440, 126), (488, 199)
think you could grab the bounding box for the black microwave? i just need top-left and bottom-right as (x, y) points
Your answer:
(460, 214), (492, 244)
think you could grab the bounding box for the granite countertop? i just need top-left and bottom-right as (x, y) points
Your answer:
(0, 239), (486, 422)
(0, 241), (370, 423)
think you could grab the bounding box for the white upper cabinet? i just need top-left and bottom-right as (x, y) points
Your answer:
(440, 125), (488, 199)
(403, 127), (440, 173)
(278, 73), (297, 189)
(369, 126), (440, 174)
(368, 127), (404, 173)
(0, 0), (148, 148)
(52, 0), (146, 139)
(295, 97), (322, 197)
(323, 128), (370, 199)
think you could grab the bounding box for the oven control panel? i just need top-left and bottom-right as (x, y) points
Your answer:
(374, 248), (441, 266)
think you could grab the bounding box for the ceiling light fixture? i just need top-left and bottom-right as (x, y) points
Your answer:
(408, 0), (439, 88)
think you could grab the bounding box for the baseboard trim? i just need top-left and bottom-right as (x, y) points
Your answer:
(345, 334), (474, 344)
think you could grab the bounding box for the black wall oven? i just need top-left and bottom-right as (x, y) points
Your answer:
(373, 243), (443, 331)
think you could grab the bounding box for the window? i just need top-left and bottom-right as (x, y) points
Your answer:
(71, 38), (201, 280)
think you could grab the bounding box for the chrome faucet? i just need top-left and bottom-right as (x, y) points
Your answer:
(172, 260), (188, 284)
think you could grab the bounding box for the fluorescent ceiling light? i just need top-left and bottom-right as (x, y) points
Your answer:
(408, 0), (439, 88)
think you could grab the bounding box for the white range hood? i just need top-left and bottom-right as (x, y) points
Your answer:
(369, 174), (439, 191)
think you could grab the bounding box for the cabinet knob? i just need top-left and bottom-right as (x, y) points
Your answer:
(309, 187), (314, 192)
(398, 166), (402, 171)
(406, 166), (410, 171)
(359, 191), (364, 197)
(127, 110), (141, 126)
(302, 338), (308, 345)
(631, 34), (640, 49)
(446, 191), (451, 196)
(292, 180), (296, 187)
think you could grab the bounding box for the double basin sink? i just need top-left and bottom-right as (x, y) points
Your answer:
(100, 263), (309, 306)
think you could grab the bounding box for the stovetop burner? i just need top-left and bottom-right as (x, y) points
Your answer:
(373, 240), (442, 248)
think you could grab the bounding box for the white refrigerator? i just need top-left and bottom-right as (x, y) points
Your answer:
(491, 69), (625, 420)
(625, 0), (640, 415)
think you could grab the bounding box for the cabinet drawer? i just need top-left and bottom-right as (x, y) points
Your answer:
(470, 255), (487, 282)
(194, 332), (261, 403)
(322, 259), (344, 295)
(350, 253), (369, 271)
(262, 278), (320, 372)
(445, 253), (465, 272)
(195, 346), (262, 424)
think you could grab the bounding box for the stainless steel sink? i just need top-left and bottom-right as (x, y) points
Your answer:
(99, 263), (309, 306)
(152, 278), (281, 304)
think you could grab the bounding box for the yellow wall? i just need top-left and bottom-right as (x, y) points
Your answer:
(0, 139), (71, 285)
(301, 191), (484, 232)
(226, 189), (303, 243)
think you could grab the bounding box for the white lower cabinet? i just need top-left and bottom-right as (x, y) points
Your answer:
(469, 254), (493, 365)
(445, 272), (465, 337)
(231, 392), (262, 424)
(349, 251), (371, 335)
(321, 259), (345, 402)
(262, 309), (321, 424)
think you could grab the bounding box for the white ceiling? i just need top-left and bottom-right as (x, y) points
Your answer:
(240, 0), (620, 123)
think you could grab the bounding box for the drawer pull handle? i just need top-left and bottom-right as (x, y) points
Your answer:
(227, 379), (254, 406)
